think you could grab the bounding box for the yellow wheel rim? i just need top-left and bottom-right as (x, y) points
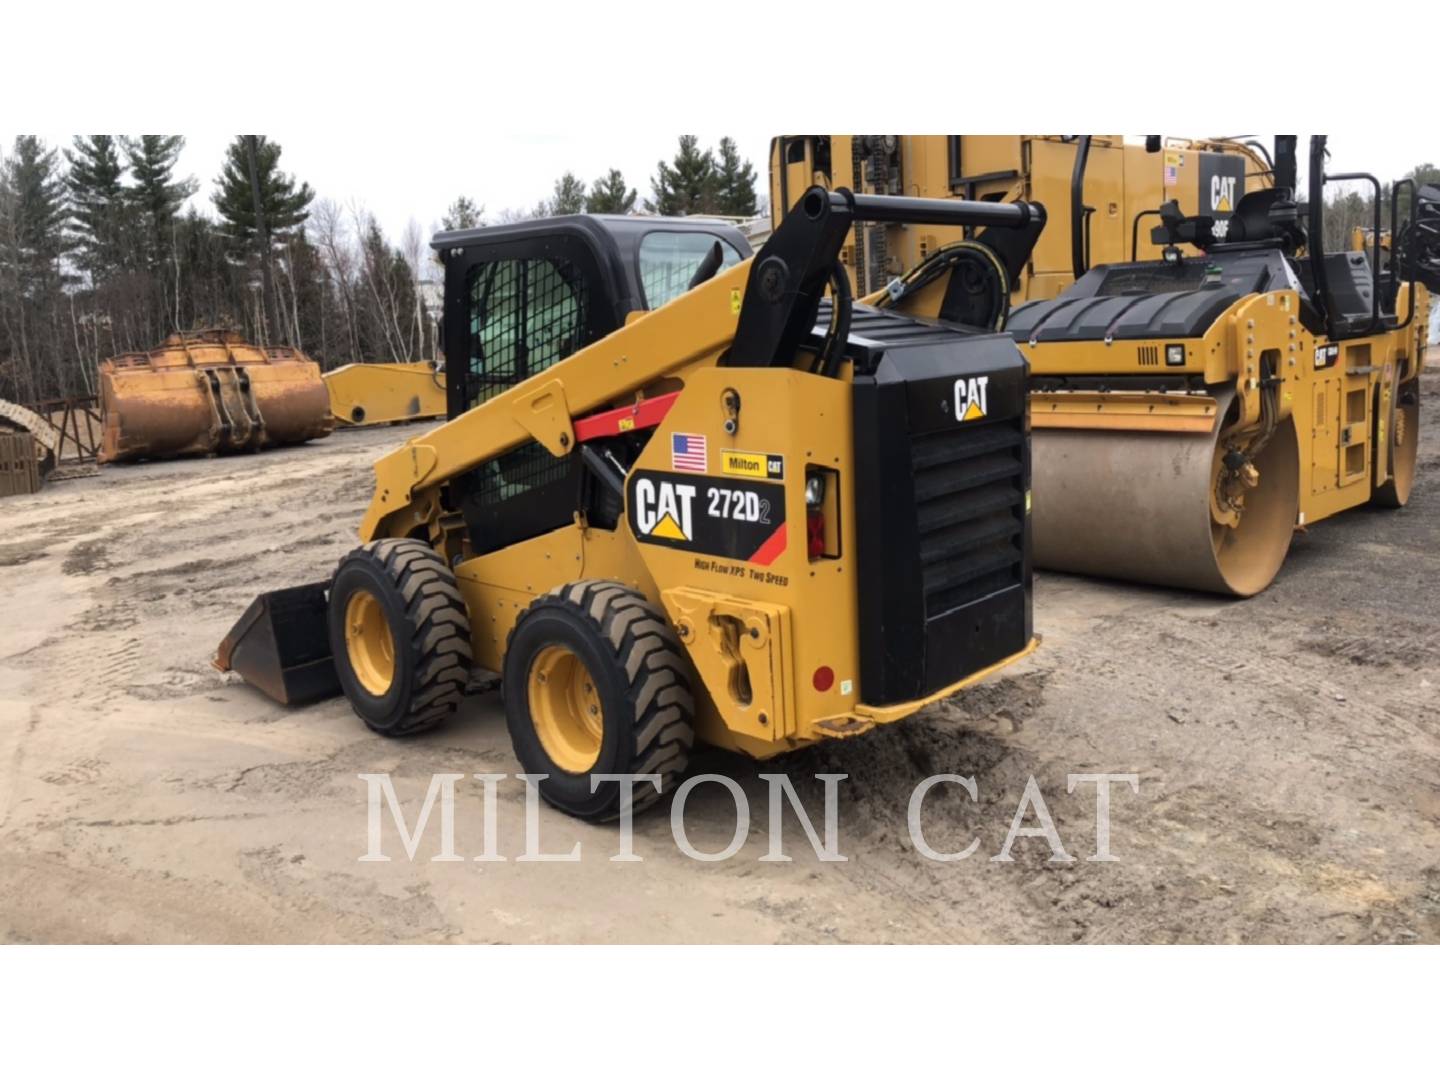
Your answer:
(528, 644), (604, 773)
(345, 589), (396, 696)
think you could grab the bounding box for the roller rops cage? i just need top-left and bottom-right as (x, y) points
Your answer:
(1308, 137), (1434, 340)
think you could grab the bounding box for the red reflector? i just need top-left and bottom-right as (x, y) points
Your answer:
(806, 510), (825, 558)
(813, 665), (835, 692)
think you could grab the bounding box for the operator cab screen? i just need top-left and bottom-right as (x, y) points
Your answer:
(637, 230), (744, 309)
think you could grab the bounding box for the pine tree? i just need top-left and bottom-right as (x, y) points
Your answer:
(549, 172), (587, 216)
(2, 136), (71, 286)
(124, 135), (196, 265)
(0, 137), (73, 401)
(585, 169), (636, 214)
(647, 136), (715, 216)
(712, 137), (758, 217)
(212, 135), (314, 246)
(442, 195), (483, 230)
(65, 135), (131, 282)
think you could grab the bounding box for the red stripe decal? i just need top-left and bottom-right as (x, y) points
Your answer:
(748, 522), (788, 566)
(573, 391), (680, 442)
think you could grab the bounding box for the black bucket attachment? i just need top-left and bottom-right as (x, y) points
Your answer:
(214, 582), (342, 706)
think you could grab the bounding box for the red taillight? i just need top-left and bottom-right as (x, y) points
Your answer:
(807, 510), (825, 558)
(813, 666), (835, 692)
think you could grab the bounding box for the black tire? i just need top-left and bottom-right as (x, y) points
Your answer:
(328, 538), (472, 736)
(503, 580), (695, 821)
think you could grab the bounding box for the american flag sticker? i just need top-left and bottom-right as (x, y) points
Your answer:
(670, 432), (708, 473)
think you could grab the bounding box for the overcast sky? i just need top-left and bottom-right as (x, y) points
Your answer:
(9, 133), (1433, 250)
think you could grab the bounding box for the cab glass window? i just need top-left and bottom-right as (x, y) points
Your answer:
(467, 256), (587, 408)
(637, 231), (743, 309)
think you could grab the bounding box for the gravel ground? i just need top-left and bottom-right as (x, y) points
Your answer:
(2, 379), (1437, 943)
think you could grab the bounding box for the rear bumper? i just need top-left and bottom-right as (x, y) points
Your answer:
(805, 634), (1040, 743)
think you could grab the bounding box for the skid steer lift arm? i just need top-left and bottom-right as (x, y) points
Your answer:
(731, 188), (1046, 371)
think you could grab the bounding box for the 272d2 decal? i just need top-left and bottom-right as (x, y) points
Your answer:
(627, 469), (787, 566)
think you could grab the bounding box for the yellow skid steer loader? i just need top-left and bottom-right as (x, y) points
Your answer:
(216, 190), (1047, 819)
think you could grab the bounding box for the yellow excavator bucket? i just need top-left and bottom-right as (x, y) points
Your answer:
(322, 361), (447, 427)
(98, 329), (333, 464)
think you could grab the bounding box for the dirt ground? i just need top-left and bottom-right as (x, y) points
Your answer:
(3, 379), (1439, 944)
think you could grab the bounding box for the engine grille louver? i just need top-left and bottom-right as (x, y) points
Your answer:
(910, 422), (1026, 619)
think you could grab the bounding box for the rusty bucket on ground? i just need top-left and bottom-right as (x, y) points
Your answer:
(97, 329), (334, 464)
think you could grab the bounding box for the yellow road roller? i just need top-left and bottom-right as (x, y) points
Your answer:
(217, 191), (1047, 819)
(856, 136), (1433, 595)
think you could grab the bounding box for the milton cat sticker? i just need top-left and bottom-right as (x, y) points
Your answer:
(628, 470), (787, 566)
(720, 449), (785, 481)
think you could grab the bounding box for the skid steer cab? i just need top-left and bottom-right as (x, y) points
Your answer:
(216, 188), (1048, 821)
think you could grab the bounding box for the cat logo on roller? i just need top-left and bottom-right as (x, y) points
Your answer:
(633, 476), (695, 542)
(954, 375), (990, 422)
(1211, 174), (1237, 214)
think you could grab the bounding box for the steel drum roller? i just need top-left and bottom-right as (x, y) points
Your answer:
(1032, 389), (1301, 596)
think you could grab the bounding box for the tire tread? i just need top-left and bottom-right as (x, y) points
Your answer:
(336, 538), (472, 736)
(507, 579), (695, 818)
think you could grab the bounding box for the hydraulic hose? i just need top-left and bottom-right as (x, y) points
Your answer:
(816, 261), (852, 379)
(872, 241), (1011, 331)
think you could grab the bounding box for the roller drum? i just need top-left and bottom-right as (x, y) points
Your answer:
(1032, 391), (1300, 596)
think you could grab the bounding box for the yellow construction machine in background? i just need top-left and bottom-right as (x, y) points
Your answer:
(771, 135), (1273, 300)
(812, 135), (1433, 595)
(323, 360), (447, 427)
(96, 327), (448, 465)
